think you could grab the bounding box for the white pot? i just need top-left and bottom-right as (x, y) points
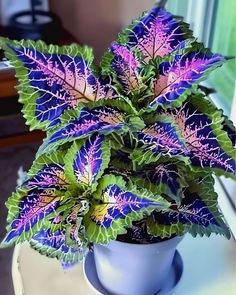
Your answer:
(93, 236), (183, 295)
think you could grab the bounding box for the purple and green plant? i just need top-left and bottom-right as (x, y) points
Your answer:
(0, 6), (235, 267)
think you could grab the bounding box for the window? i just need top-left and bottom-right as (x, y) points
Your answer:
(166, 0), (236, 117)
(166, 0), (236, 236)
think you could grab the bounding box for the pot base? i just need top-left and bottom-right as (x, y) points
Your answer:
(83, 250), (183, 295)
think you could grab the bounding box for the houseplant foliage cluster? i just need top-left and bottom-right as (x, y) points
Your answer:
(0, 6), (235, 268)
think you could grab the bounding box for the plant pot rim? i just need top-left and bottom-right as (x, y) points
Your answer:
(95, 235), (184, 254)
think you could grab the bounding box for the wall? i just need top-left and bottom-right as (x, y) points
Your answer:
(120, 0), (154, 26)
(50, 0), (154, 61)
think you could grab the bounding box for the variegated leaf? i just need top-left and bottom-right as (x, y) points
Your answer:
(39, 106), (127, 155)
(160, 96), (236, 177)
(30, 227), (85, 268)
(65, 134), (110, 191)
(23, 152), (68, 190)
(136, 119), (188, 159)
(123, 7), (192, 62)
(2, 189), (63, 246)
(49, 199), (89, 230)
(84, 175), (170, 243)
(110, 43), (145, 94)
(133, 162), (186, 203)
(30, 199), (89, 267)
(147, 176), (231, 238)
(149, 47), (224, 108)
(0, 38), (116, 130)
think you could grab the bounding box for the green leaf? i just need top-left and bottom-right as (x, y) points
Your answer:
(128, 115), (146, 131)
(130, 148), (163, 166)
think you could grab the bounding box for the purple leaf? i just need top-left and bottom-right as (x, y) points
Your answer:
(126, 7), (191, 62)
(89, 184), (166, 229)
(135, 162), (183, 199)
(30, 200), (88, 266)
(7, 43), (116, 128)
(32, 228), (76, 254)
(46, 106), (126, 148)
(148, 176), (231, 238)
(150, 49), (224, 108)
(31, 227), (84, 268)
(91, 185), (151, 228)
(161, 100), (236, 175)
(158, 197), (220, 227)
(23, 164), (68, 190)
(73, 134), (104, 186)
(110, 43), (143, 93)
(3, 189), (61, 244)
(84, 175), (170, 243)
(137, 121), (188, 157)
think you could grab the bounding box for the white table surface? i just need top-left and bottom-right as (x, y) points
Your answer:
(12, 234), (236, 295)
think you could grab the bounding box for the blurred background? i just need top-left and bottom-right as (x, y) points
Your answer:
(0, 0), (235, 294)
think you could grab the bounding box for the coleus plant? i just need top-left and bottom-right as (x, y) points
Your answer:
(0, 6), (235, 268)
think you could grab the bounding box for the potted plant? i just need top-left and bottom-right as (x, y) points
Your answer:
(1, 5), (235, 295)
